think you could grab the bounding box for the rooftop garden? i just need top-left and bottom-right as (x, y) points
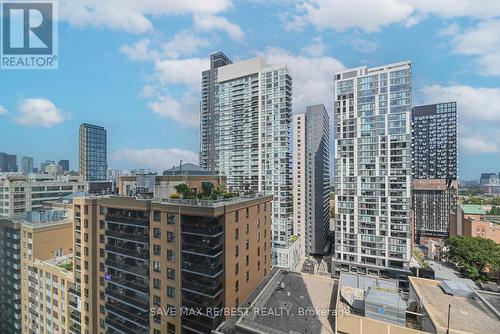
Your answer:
(170, 182), (240, 201)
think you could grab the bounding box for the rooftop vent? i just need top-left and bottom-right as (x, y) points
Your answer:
(440, 280), (475, 298)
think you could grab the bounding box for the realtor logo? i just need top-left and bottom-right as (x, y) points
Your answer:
(1, 1), (58, 69)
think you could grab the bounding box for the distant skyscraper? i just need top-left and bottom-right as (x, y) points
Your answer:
(199, 54), (297, 269)
(333, 62), (412, 277)
(0, 152), (18, 172)
(199, 52), (232, 171)
(58, 159), (70, 171)
(293, 105), (331, 257)
(40, 160), (55, 173)
(411, 102), (458, 241)
(79, 123), (107, 181)
(21, 156), (33, 174)
(412, 102), (457, 180)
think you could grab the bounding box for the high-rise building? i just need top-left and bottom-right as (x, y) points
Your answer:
(19, 209), (75, 334)
(199, 54), (297, 269)
(73, 193), (272, 334)
(200, 52), (232, 171)
(40, 160), (55, 174)
(333, 62), (412, 277)
(0, 174), (85, 218)
(58, 159), (70, 172)
(412, 102), (457, 180)
(0, 218), (22, 334)
(79, 123), (107, 181)
(21, 156), (34, 174)
(411, 102), (458, 242)
(0, 152), (18, 172)
(293, 104), (331, 257)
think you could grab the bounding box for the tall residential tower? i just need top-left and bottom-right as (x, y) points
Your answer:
(199, 54), (297, 269)
(293, 104), (331, 257)
(333, 62), (412, 278)
(411, 102), (458, 241)
(79, 123), (107, 181)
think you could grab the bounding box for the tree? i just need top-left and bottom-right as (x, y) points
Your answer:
(174, 183), (196, 199)
(464, 197), (482, 205)
(444, 236), (500, 281)
(202, 182), (214, 197)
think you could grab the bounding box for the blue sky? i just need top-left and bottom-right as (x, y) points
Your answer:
(0, 0), (499, 180)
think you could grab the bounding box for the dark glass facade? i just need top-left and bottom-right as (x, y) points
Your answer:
(79, 123), (107, 181)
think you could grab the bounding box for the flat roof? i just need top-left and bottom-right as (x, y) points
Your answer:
(233, 270), (336, 334)
(461, 204), (486, 215)
(409, 277), (500, 334)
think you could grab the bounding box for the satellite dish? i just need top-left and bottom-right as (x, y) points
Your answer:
(280, 282), (285, 289)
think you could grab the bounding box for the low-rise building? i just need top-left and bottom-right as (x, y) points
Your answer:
(450, 204), (500, 243)
(409, 277), (500, 334)
(214, 269), (336, 334)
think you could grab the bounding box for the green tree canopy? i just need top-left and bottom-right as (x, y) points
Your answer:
(445, 236), (500, 281)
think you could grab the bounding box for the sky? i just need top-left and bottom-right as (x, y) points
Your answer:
(0, 0), (499, 180)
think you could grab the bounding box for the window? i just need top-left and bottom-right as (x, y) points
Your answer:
(245, 240), (249, 250)
(153, 244), (161, 256)
(246, 224), (249, 234)
(246, 271), (249, 281)
(235, 280), (239, 292)
(167, 213), (175, 225)
(153, 211), (161, 221)
(167, 323), (176, 334)
(167, 268), (175, 280)
(235, 228), (239, 240)
(153, 295), (161, 306)
(246, 255), (249, 266)
(235, 263), (239, 274)
(235, 211), (239, 222)
(167, 250), (175, 262)
(153, 228), (161, 238)
(153, 261), (161, 272)
(246, 208), (249, 218)
(235, 245), (239, 257)
(167, 231), (175, 243)
(167, 286), (175, 298)
(153, 278), (161, 289)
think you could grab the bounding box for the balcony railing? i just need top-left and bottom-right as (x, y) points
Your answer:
(182, 225), (223, 237)
(182, 242), (223, 257)
(105, 316), (148, 334)
(106, 301), (149, 328)
(105, 244), (148, 260)
(106, 275), (148, 294)
(182, 261), (223, 278)
(105, 215), (149, 227)
(106, 229), (148, 244)
(105, 288), (149, 311)
(105, 259), (149, 277)
(182, 280), (223, 298)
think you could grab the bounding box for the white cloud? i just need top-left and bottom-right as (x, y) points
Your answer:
(111, 148), (198, 170)
(301, 36), (326, 57)
(461, 136), (498, 154)
(0, 105), (7, 115)
(450, 20), (500, 76)
(420, 84), (500, 155)
(59, 0), (233, 33)
(284, 0), (414, 32)
(260, 47), (344, 112)
(194, 14), (244, 41)
(15, 98), (65, 127)
(154, 57), (208, 88)
(438, 23), (460, 36)
(120, 39), (153, 61)
(344, 32), (378, 53)
(161, 31), (209, 59)
(148, 92), (199, 127)
(420, 84), (500, 122)
(284, 0), (500, 32)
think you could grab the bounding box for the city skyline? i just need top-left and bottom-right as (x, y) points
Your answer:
(1, 2), (499, 180)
